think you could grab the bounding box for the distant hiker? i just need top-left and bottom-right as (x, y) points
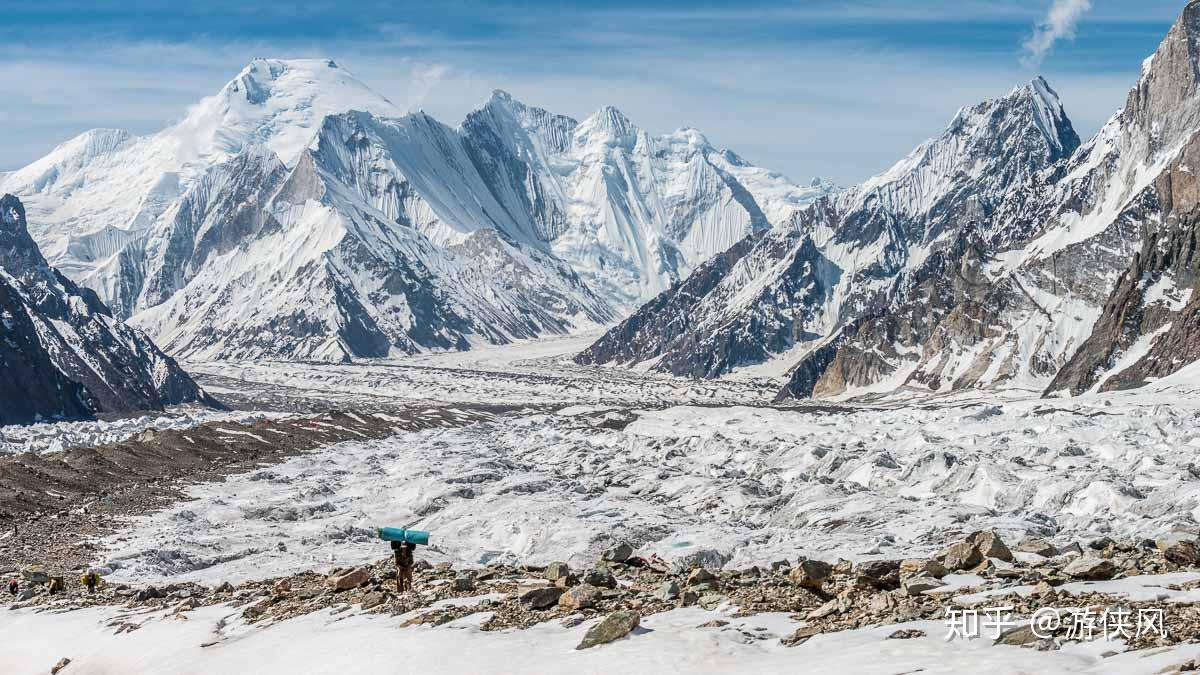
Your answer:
(81, 571), (100, 594)
(48, 576), (64, 594)
(6, 578), (16, 596)
(393, 541), (415, 592)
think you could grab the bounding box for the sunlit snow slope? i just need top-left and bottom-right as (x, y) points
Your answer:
(1, 59), (834, 361)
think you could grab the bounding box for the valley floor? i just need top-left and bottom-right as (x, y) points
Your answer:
(6, 336), (1200, 673)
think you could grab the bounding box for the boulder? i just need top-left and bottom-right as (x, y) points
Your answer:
(900, 558), (947, 579)
(1087, 536), (1116, 551)
(788, 559), (833, 590)
(994, 625), (1039, 646)
(654, 580), (680, 601)
(21, 567), (48, 585)
(577, 611), (640, 650)
(970, 530), (1014, 562)
(854, 559), (902, 588)
(686, 567), (718, 587)
(888, 629), (925, 640)
(940, 542), (983, 571)
(1016, 537), (1058, 557)
(51, 658), (71, 675)
(782, 625), (821, 647)
(678, 590), (700, 607)
(326, 568), (370, 591)
(519, 586), (565, 610)
(1162, 540), (1200, 566)
(902, 575), (946, 596)
(545, 561), (571, 582)
(1063, 557), (1117, 581)
(361, 591), (387, 610)
(601, 543), (634, 563)
(583, 567), (617, 589)
(559, 584), (601, 610)
(452, 575), (476, 592)
(698, 593), (726, 610)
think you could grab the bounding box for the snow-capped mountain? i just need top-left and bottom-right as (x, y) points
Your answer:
(0, 194), (214, 425)
(578, 76), (1080, 381)
(0, 59), (833, 361)
(582, 0), (1200, 401)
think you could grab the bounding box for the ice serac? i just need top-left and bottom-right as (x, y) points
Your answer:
(580, 77), (1080, 383)
(0, 194), (216, 425)
(2, 62), (834, 361)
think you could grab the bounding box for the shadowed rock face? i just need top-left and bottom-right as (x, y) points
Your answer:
(1050, 133), (1200, 394)
(0, 194), (217, 425)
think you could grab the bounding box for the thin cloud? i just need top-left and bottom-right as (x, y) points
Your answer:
(1022, 0), (1093, 68)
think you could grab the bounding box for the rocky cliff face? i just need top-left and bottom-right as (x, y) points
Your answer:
(0, 195), (215, 425)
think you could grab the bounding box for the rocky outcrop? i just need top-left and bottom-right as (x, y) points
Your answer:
(0, 194), (215, 425)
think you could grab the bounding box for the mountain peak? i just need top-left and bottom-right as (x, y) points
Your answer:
(577, 105), (636, 147)
(0, 194), (50, 277)
(1020, 76), (1078, 156)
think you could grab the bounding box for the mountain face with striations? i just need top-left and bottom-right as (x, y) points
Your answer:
(582, 1), (1200, 401)
(0, 194), (214, 425)
(0, 59), (833, 362)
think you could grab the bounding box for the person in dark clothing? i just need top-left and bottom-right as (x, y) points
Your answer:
(392, 541), (415, 592)
(6, 578), (17, 596)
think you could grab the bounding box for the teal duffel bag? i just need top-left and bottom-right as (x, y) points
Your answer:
(377, 527), (430, 545)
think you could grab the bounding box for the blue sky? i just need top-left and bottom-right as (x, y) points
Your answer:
(0, 1), (1184, 184)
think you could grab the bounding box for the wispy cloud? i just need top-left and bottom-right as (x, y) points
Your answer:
(1022, 0), (1093, 68)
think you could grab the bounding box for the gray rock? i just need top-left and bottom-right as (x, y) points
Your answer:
(654, 580), (680, 601)
(940, 542), (983, 571)
(452, 575), (476, 592)
(559, 584), (601, 610)
(686, 567), (718, 587)
(577, 610), (640, 650)
(519, 586), (565, 610)
(601, 543), (634, 564)
(1063, 556), (1117, 581)
(698, 593), (726, 610)
(361, 591), (387, 610)
(1016, 537), (1058, 557)
(326, 568), (370, 591)
(544, 561), (571, 582)
(902, 575), (946, 596)
(970, 530), (1014, 562)
(1162, 539), (1200, 566)
(782, 625), (821, 647)
(21, 567), (49, 585)
(582, 567), (617, 589)
(899, 558), (947, 579)
(788, 559), (833, 590)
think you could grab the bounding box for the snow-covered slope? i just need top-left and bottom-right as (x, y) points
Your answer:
(0, 194), (214, 425)
(578, 77), (1081, 381)
(0, 59), (833, 361)
(583, 1), (1200, 401)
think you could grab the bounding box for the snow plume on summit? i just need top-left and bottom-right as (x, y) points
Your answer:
(1022, 0), (1093, 68)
